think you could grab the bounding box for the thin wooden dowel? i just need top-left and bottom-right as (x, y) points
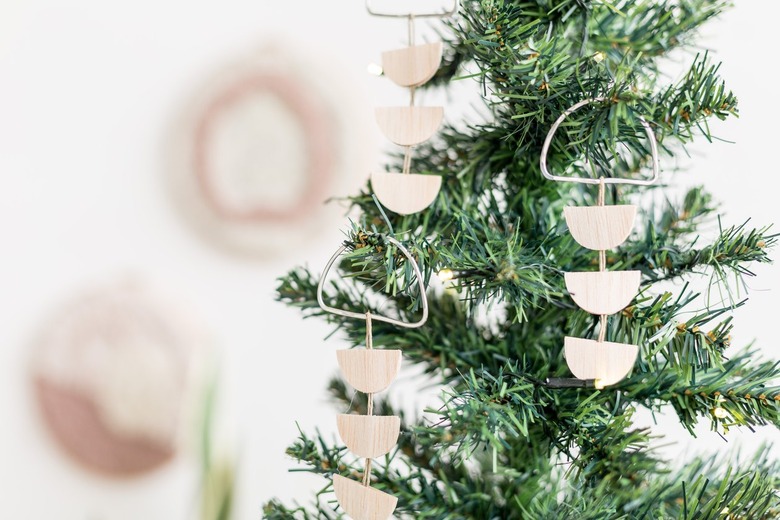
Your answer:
(365, 312), (373, 350)
(597, 177), (608, 341)
(598, 176), (606, 206)
(363, 458), (373, 487)
(598, 315), (607, 343)
(402, 147), (413, 174)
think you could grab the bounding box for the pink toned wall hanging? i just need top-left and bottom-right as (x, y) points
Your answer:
(168, 43), (372, 257)
(30, 278), (208, 476)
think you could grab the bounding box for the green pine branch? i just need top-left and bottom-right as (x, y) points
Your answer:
(270, 0), (780, 517)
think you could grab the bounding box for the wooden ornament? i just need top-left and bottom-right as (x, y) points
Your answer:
(336, 349), (402, 394)
(564, 271), (641, 316)
(375, 106), (444, 147)
(563, 205), (637, 251)
(541, 99), (662, 387)
(564, 337), (639, 387)
(381, 42), (443, 88)
(333, 474), (398, 520)
(337, 415), (401, 459)
(370, 172), (442, 215)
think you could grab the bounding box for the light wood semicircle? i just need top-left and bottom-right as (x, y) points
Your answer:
(564, 271), (641, 316)
(336, 349), (402, 394)
(333, 474), (398, 520)
(375, 106), (444, 147)
(371, 172), (442, 215)
(564, 336), (639, 387)
(564, 205), (637, 251)
(337, 415), (401, 459)
(381, 42), (443, 87)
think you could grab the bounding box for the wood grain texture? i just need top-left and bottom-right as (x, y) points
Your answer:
(564, 336), (639, 386)
(563, 205), (637, 250)
(381, 42), (443, 88)
(333, 474), (398, 520)
(337, 349), (402, 394)
(564, 271), (641, 316)
(371, 172), (442, 215)
(375, 106), (444, 146)
(337, 415), (401, 459)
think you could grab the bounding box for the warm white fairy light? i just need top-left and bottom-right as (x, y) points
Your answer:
(713, 406), (727, 419)
(367, 63), (384, 76)
(437, 268), (454, 282)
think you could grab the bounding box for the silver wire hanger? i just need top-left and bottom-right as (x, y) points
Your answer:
(366, 0), (459, 19)
(316, 236), (429, 329)
(539, 97), (660, 186)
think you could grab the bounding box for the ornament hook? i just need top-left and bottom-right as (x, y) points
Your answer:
(316, 236), (429, 329)
(366, 0), (459, 19)
(540, 97), (660, 186)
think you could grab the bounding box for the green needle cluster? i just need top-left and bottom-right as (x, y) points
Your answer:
(267, 1), (779, 518)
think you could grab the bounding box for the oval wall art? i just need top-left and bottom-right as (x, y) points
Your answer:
(30, 279), (208, 477)
(168, 42), (372, 257)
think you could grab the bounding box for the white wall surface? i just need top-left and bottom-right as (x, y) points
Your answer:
(0, 1), (777, 519)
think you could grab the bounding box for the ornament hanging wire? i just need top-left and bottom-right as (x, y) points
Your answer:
(317, 236), (429, 329)
(539, 97), (660, 186)
(365, 0), (459, 18)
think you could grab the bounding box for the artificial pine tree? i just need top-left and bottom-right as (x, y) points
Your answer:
(266, 1), (780, 517)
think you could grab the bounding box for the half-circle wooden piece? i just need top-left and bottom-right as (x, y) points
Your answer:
(375, 107), (444, 146)
(337, 415), (400, 459)
(337, 349), (402, 394)
(564, 336), (639, 387)
(333, 474), (398, 520)
(381, 42), (443, 87)
(564, 271), (641, 316)
(371, 172), (442, 215)
(564, 205), (637, 250)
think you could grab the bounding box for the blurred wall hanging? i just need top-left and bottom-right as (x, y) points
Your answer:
(30, 278), (208, 477)
(168, 42), (372, 257)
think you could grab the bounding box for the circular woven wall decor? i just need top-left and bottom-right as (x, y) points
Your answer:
(168, 42), (372, 257)
(31, 279), (207, 477)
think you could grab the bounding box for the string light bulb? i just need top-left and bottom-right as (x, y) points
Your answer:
(437, 268), (454, 282)
(367, 63), (384, 76)
(712, 406), (727, 419)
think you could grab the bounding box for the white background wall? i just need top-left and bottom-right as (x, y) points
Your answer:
(0, 1), (777, 519)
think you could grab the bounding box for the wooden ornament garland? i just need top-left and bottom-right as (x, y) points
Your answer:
(540, 97), (661, 389)
(368, 1), (459, 215)
(317, 236), (429, 520)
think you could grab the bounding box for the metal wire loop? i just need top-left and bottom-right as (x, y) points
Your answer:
(539, 97), (660, 186)
(366, 0), (459, 19)
(316, 236), (429, 329)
